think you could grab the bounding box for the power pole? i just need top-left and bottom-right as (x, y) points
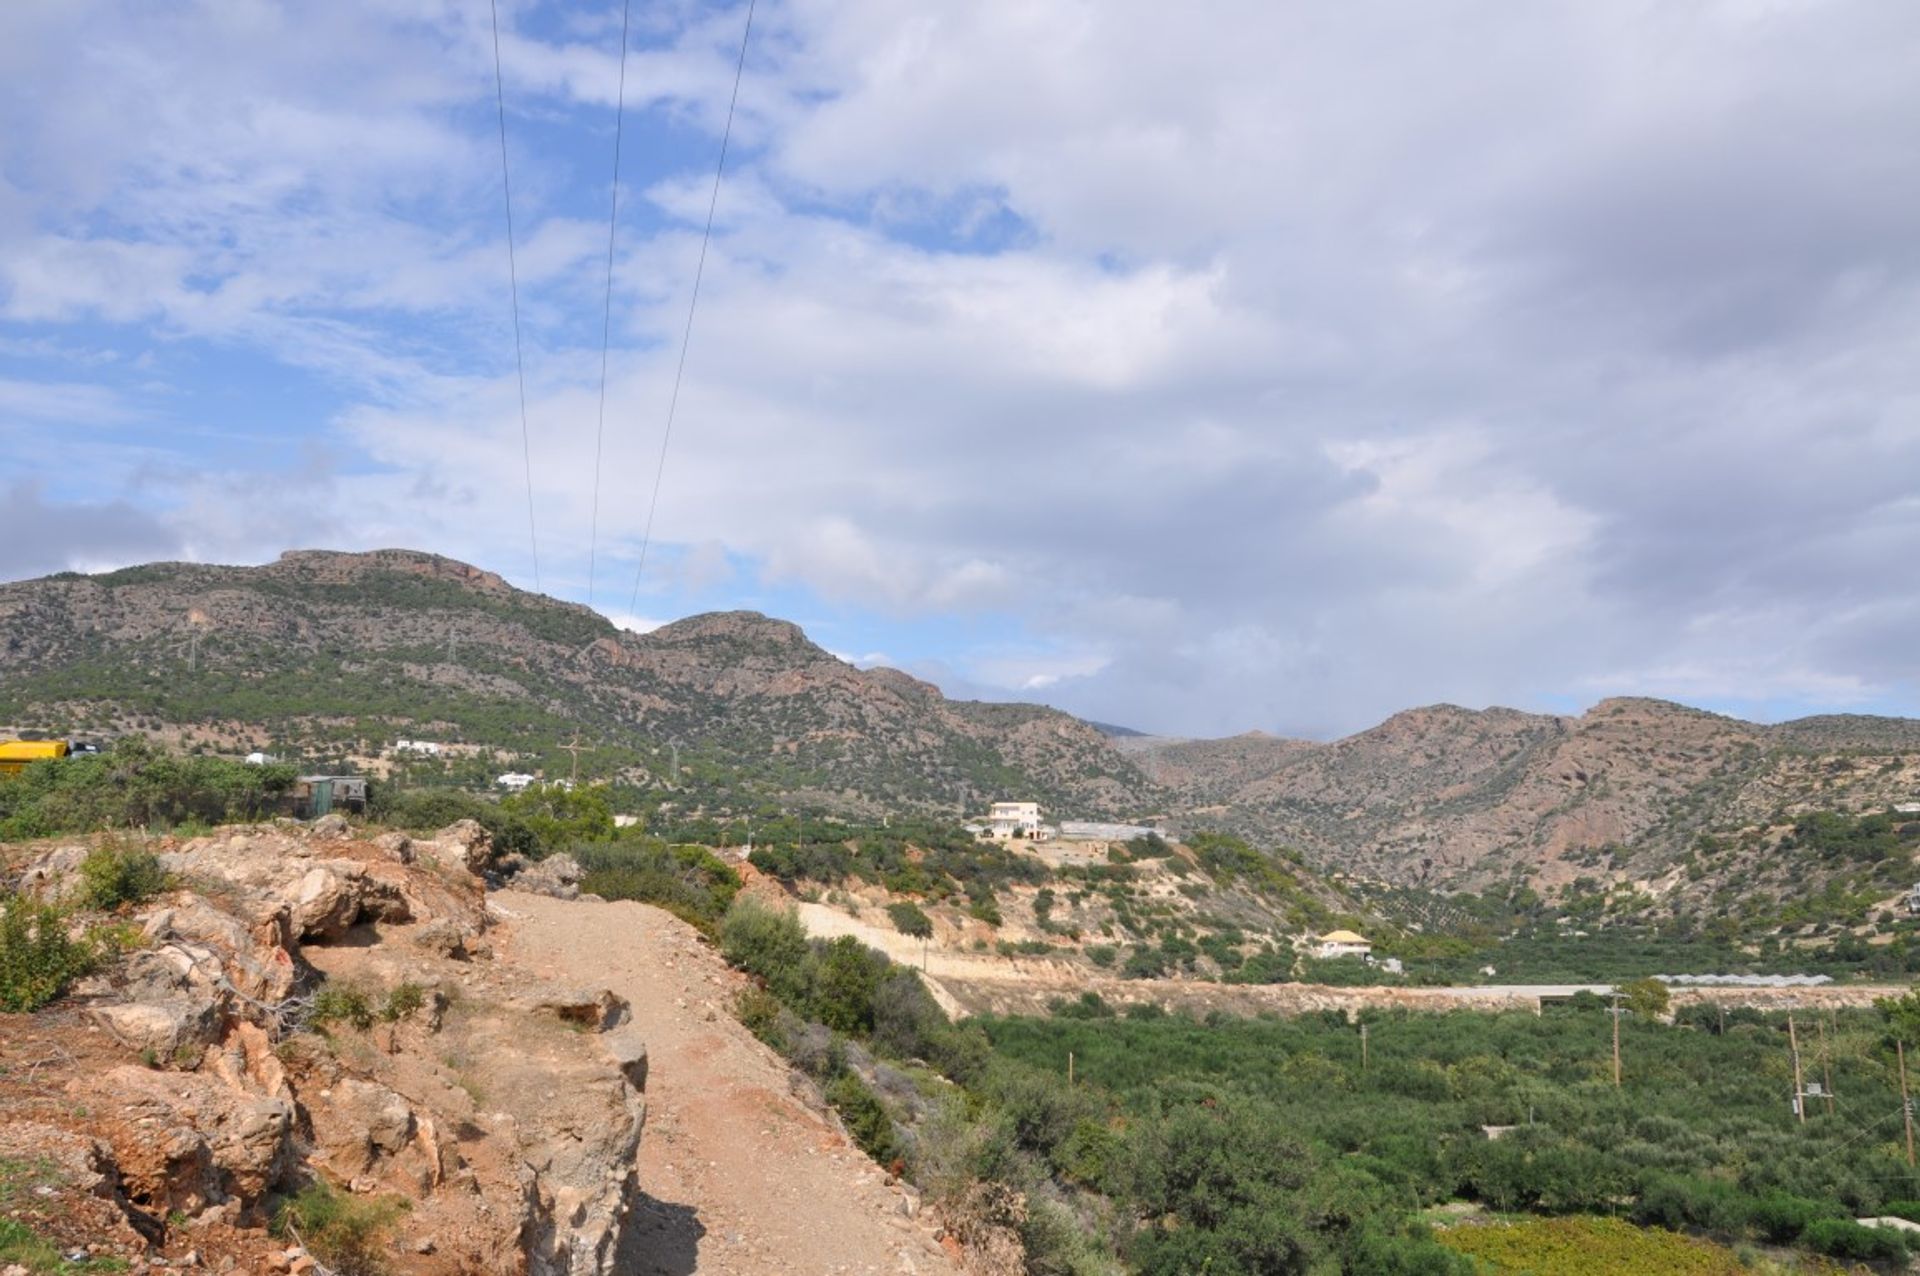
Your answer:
(1788, 1013), (1806, 1125)
(1612, 991), (1623, 1088)
(563, 730), (584, 786)
(1902, 1040), (1917, 1169)
(1361, 1022), (1369, 1073)
(446, 625), (458, 664)
(1068, 1051), (1074, 1087)
(1817, 1017), (1836, 1117)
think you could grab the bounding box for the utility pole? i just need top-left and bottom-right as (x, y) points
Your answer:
(562, 730), (585, 786)
(1361, 1022), (1369, 1073)
(1788, 1013), (1806, 1125)
(1818, 1017), (1836, 1117)
(1901, 1040), (1917, 1168)
(446, 625), (458, 664)
(1611, 996), (1621, 1087)
(1068, 1051), (1074, 1087)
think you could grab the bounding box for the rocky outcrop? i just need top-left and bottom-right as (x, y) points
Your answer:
(513, 852), (584, 900)
(9, 822), (649, 1275)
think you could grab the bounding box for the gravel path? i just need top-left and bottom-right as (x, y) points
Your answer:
(493, 891), (962, 1276)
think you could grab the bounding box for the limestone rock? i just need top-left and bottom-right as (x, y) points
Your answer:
(97, 1066), (295, 1222)
(416, 819), (495, 875)
(603, 1028), (649, 1092)
(514, 854), (584, 901)
(311, 814), (350, 840)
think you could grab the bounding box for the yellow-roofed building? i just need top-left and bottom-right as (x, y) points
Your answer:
(1314, 929), (1372, 960)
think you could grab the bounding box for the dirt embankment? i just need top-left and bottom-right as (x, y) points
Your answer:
(494, 891), (960, 1276)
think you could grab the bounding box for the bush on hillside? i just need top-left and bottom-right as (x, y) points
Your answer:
(77, 840), (170, 910)
(720, 898), (812, 1005)
(0, 895), (98, 1013)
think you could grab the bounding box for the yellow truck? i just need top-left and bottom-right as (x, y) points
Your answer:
(0, 739), (71, 775)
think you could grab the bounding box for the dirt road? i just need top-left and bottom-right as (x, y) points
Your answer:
(493, 891), (960, 1276)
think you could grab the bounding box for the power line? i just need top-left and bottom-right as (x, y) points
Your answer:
(627, 0), (756, 615)
(586, 0), (635, 610)
(489, 0), (542, 593)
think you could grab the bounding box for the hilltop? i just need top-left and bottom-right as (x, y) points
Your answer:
(5, 549), (1920, 905)
(0, 549), (1150, 820)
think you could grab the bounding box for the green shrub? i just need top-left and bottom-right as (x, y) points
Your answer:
(1749, 1191), (1835, 1242)
(826, 1071), (900, 1166)
(379, 982), (425, 1022)
(310, 983), (375, 1032)
(576, 841), (740, 934)
(0, 895), (97, 1013)
(887, 901), (934, 939)
(1800, 1217), (1909, 1262)
(271, 1180), (406, 1276)
(719, 898), (812, 1005)
(77, 841), (169, 911)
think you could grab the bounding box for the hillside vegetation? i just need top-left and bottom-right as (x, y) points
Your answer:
(5, 549), (1920, 915)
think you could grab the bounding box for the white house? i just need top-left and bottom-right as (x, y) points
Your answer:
(1313, 929), (1373, 960)
(988, 801), (1043, 839)
(394, 740), (443, 757)
(496, 772), (536, 793)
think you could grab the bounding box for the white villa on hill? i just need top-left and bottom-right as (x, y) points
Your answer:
(988, 801), (1043, 839)
(1314, 929), (1373, 960)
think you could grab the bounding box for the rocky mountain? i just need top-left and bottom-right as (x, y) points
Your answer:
(4, 548), (1919, 895)
(1132, 697), (1920, 891)
(0, 549), (1152, 819)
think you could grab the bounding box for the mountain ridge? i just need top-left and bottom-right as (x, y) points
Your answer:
(5, 549), (1920, 897)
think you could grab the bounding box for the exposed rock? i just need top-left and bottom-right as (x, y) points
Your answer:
(17, 845), (88, 903)
(412, 918), (474, 960)
(604, 1028), (649, 1091)
(370, 831), (414, 863)
(529, 987), (629, 1032)
(415, 819), (496, 876)
(310, 814), (350, 840)
(515, 853), (584, 901)
(94, 1066), (296, 1222)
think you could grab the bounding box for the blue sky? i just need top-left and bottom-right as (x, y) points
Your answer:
(4, 1), (1920, 739)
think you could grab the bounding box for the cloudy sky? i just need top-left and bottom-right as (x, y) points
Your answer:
(3, 1), (1918, 739)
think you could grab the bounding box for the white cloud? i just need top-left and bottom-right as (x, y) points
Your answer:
(6, 1), (1920, 736)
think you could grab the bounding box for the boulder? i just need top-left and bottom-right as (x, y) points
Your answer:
(412, 919), (474, 961)
(417, 819), (495, 875)
(310, 1078), (417, 1176)
(515, 854), (584, 901)
(97, 1066), (296, 1222)
(371, 832), (415, 863)
(311, 813), (351, 839)
(530, 987), (629, 1032)
(289, 866), (363, 941)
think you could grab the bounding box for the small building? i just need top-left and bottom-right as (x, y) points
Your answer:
(291, 775), (367, 819)
(393, 740), (443, 757)
(988, 801), (1042, 839)
(1314, 929), (1372, 960)
(497, 772), (536, 793)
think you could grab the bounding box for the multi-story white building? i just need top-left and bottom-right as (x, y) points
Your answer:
(988, 800), (1042, 839)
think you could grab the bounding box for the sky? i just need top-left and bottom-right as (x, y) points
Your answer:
(2, 0), (1918, 740)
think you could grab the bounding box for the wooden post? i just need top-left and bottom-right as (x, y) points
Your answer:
(1068, 1051), (1075, 1087)
(1788, 1013), (1806, 1124)
(1361, 1022), (1369, 1073)
(1818, 1017), (1836, 1117)
(1901, 1040), (1916, 1169)
(1612, 992), (1622, 1088)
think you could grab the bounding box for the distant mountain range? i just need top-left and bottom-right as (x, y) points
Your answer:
(4, 549), (1918, 896)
